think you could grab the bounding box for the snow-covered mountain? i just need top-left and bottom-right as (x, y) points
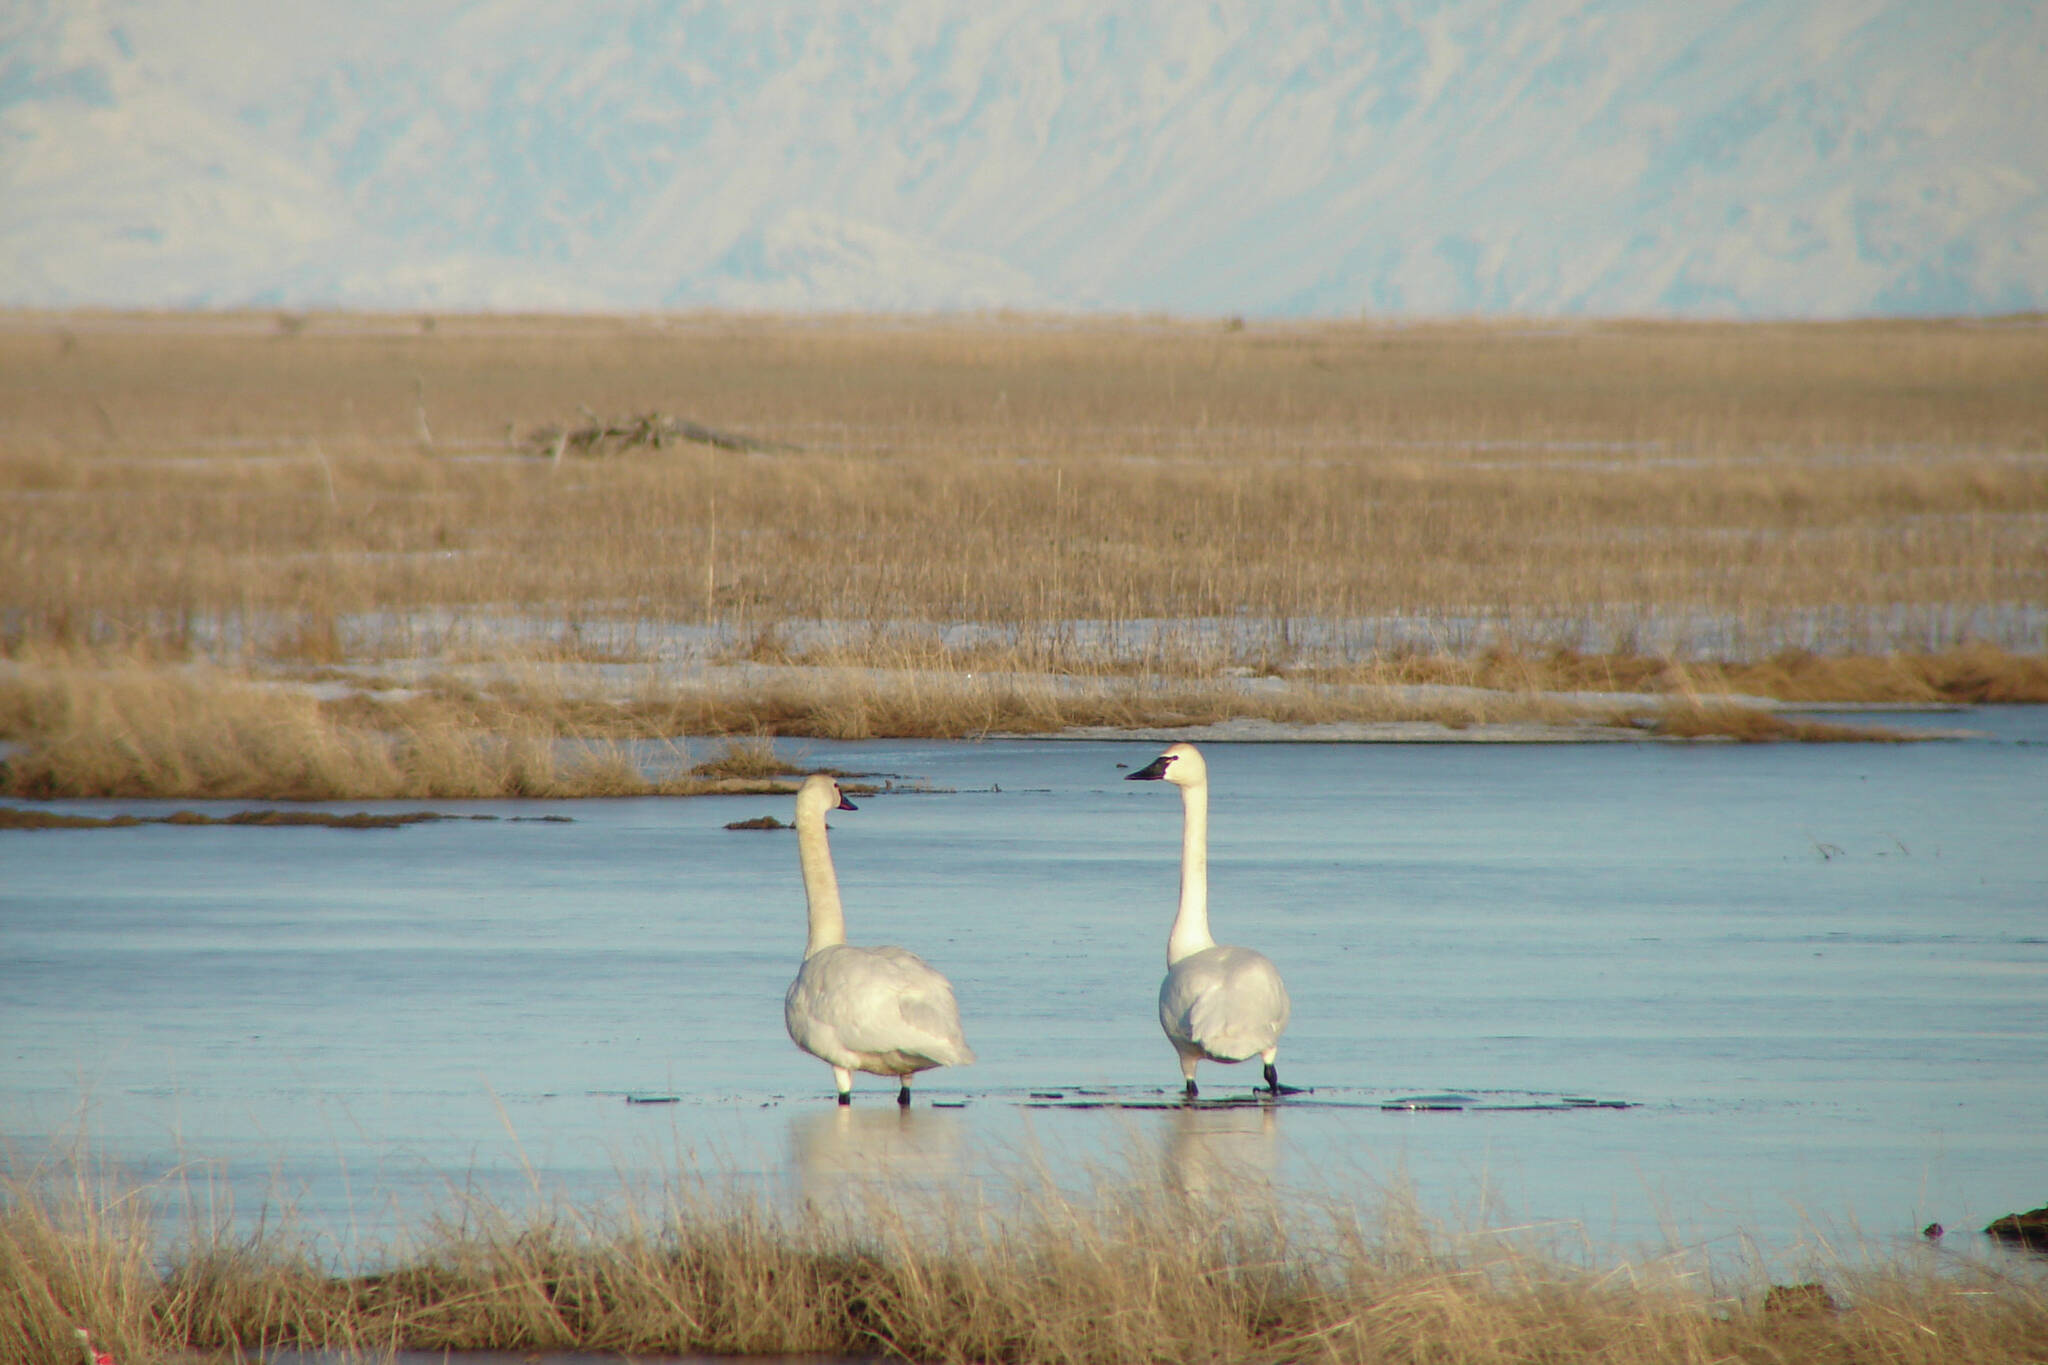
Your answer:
(3, 0), (2044, 317)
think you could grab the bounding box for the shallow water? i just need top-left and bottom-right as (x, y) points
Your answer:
(3, 709), (2044, 1275)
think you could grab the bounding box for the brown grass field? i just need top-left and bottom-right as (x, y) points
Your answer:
(7, 1148), (2046, 1365)
(2, 310), (2045, 796)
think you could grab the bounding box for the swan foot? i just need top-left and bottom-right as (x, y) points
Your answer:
(897, 1083), (911, 1107)
(1183, 1079), (1199, 1102)
(836, 1091), (851, 1107)
(1261, 1063), (1304, 1097)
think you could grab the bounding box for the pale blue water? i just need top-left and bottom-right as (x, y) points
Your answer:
(3, 709), (2044, 1276)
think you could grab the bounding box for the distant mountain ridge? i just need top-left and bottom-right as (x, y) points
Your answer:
(3, 0), (2044, 317)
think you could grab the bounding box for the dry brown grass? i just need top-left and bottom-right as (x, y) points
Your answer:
(3, 648), (1648, 799)
(1, 312), (2041, 793)
(0, 650), (884, 800)
(1291, 642), (2048, 706)
(1719, 643), (2048, 704)
(0, 1161), (160, 1365)
(0, 654), (629, 800)
(690, 734), (799, 778)
(0, 639), (2026, 799)
(8, 1148), (2046, 1365)
(1644, 705), (1912, 743)
(4, 311), (2043, 664)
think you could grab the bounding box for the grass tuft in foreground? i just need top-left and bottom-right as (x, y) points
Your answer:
(6, 1153), (2047, 1364)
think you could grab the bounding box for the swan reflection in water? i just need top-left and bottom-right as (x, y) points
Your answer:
(1161, 1102), (1281, 1201)
(787, 1104), (965, 1209)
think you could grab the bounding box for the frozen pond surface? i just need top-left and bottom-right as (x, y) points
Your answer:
(3, 709), (2045, 1275)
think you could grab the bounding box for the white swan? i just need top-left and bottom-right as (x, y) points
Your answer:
(1127, 742), (1294, 1100)
(784, 773), (975, 1105)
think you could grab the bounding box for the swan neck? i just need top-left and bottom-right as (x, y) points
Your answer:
(797, 812), (846, 956)
(1167, 778), (1213, 965)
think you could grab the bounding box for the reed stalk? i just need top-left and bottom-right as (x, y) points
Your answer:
(6, 1146), (2044, 1364)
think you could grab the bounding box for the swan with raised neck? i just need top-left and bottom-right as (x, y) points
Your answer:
(1127, 743), (1294, 1100)
(784, 773), (975, 1105)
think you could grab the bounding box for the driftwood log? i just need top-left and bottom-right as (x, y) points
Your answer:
(526, 411), (796, 459)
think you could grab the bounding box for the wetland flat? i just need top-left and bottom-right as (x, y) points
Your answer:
(5, 717), (2043, 1272)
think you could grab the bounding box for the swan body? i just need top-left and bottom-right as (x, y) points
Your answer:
(784, 773), (974, 1105)
(1128, 743), (1293, 1099)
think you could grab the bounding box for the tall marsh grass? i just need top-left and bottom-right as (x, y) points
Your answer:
(0, 653), (644, 800)
(5, 312), (2044, 664)
(2, 313), (2043, 795)
(0, 650), (820, 800)
(1, 647), (1657, 799)
(6, 1146), (2045, 1364)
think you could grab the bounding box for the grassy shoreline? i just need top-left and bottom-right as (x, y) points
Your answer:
(7, 1149), (2046, 1364)
(6, 642), (2036, 801)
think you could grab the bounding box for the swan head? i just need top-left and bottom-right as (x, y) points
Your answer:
(795, 772), (858, 823)
(1125, 741), (1206, 788)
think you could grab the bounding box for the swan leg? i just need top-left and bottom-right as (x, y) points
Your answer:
(833, 1065), (854, 1105)
(1262, 1059), (1304, 1097)
(897, 1080), (911, 1107)
(1183, 1078), (1199, 1101)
